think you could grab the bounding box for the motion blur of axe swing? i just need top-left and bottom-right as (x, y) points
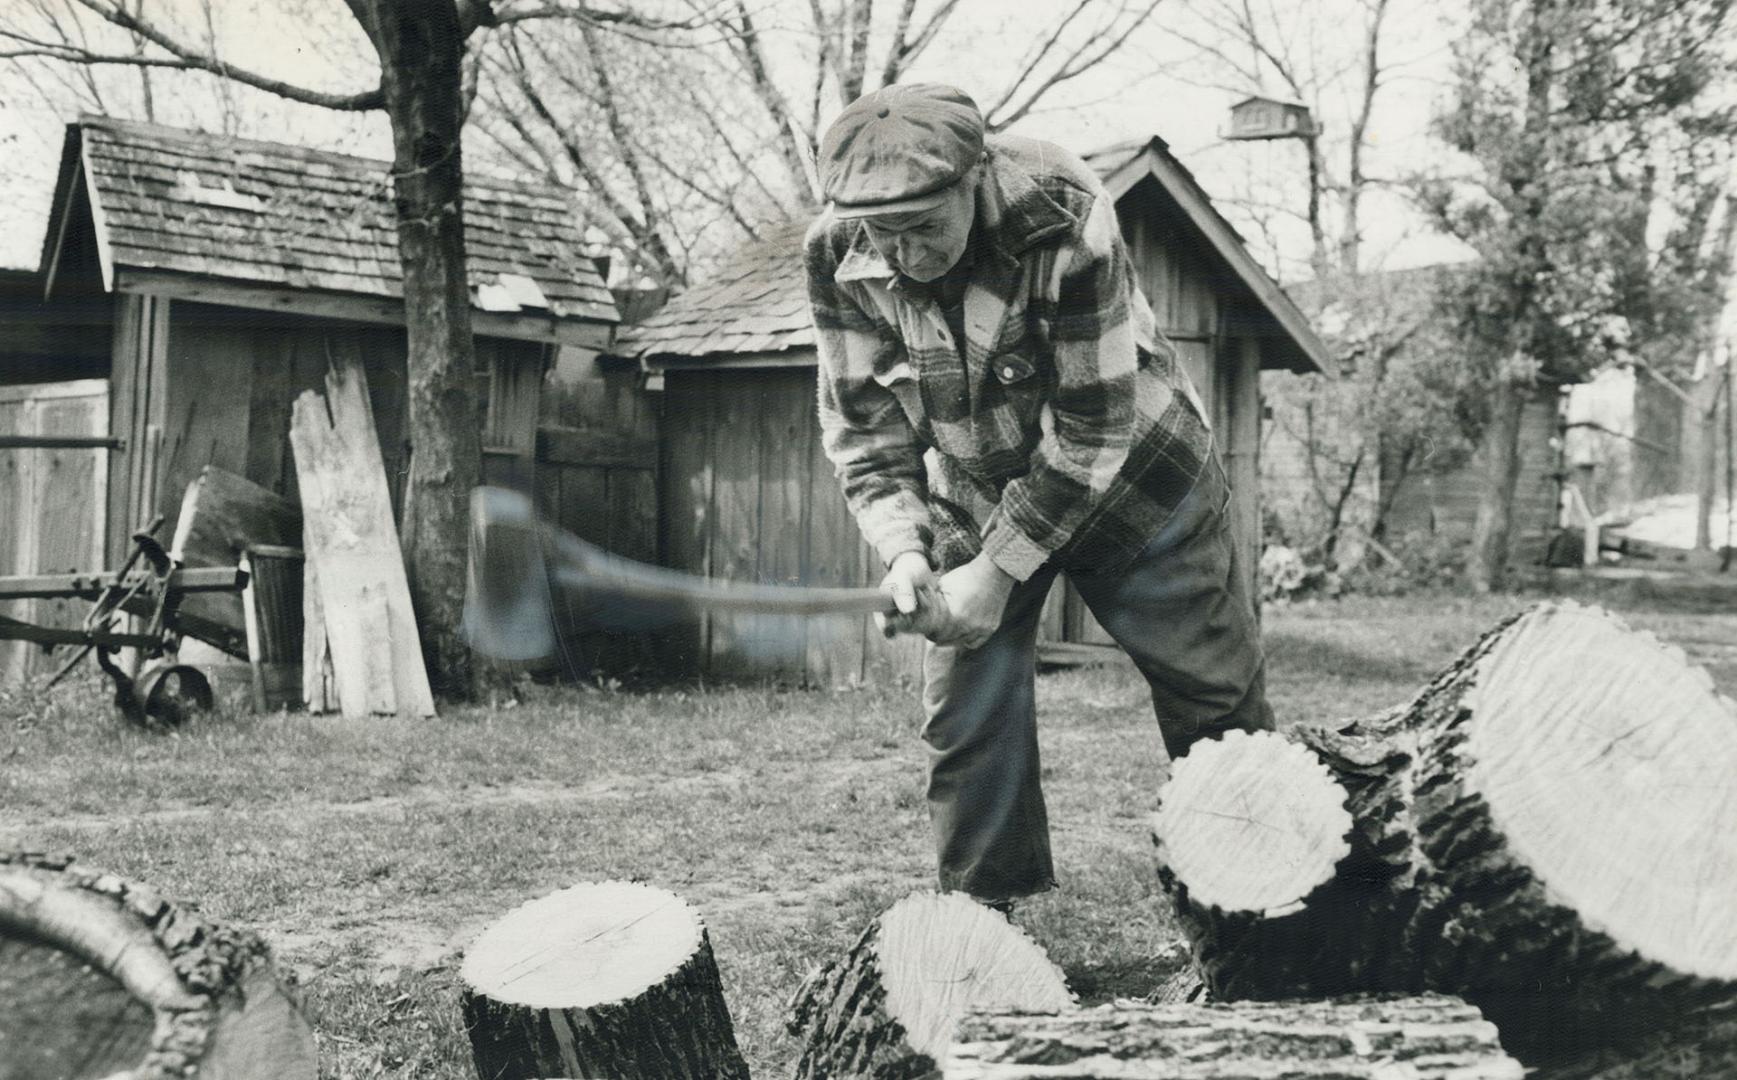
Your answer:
(462, 486), (902, 664)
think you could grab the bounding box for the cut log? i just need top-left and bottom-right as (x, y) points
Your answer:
(943, 994), (1524, 1079)
(290, 356), (434, 718)
(459, 880), (748, 1080)
(1152, 728), (1384, 1000)
(0, 849), (316, 1080)
(788, 892), (1074, 1080)
(1152, 602), (1737, 1061)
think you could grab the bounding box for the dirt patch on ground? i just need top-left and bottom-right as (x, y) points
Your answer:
(3, 748), (924, 987)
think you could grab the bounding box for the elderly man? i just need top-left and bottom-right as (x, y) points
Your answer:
(806, 83), (1274, 908)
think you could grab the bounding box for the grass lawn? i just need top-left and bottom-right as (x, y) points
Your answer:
(2, 590), (1732, 1078)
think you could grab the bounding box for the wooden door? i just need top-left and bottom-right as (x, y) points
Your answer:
(0, 380), (109, 683)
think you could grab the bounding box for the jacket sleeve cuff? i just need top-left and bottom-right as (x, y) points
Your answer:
(872, 531), (932, 570)
(980, 517), (1051, 582)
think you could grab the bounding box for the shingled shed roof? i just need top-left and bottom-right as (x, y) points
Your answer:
(1083, 137), (1328, 374)
(611, 219), (811, 366)
(612, 137), (1326, 374)
(41, 116), (617, 343)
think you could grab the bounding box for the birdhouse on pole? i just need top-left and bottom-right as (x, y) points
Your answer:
(1225, 96), (1321, 141)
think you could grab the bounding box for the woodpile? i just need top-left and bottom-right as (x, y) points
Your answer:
(787, 891), (1074, 1079)
(459, 880), (749, 1080)
(944, 995), (1523, 1078)
(0, 849), (316, 1080)
(1152, 601), (1737, 1068)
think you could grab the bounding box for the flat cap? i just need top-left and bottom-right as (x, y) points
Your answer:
(820, 83), (985, 219)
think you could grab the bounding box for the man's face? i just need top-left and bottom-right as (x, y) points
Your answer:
(861, 171), (977, 283)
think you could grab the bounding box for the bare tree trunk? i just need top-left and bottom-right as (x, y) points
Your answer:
(1693, 365), (1723, 552)
(350, 0), (481, 698)
(1469, 374), (1529, 591)
(1303, 132), (1329, 280)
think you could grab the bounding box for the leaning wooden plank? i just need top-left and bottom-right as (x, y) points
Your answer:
(168, 465), (301, 653)
(289, 354), (434, 718)
(301, 553), (338, 713)
(944, 995), (1523, 1079)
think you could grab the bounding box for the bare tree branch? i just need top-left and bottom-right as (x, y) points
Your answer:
(806, 0), (840, 132)
(725, 0), (818, 199)
(488, 0), (736, 31)
(981, 0), (1094, 125)
(838, 0), (872, 102)
(892, 0), (962, 77)
(577, 19), (682, 280)
(987, 0), (1164, 131)
(61, 0), (387, 109)
(878, 0), (918, 87)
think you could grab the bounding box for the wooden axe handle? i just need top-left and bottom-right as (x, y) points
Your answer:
(549, 529), (897, 618)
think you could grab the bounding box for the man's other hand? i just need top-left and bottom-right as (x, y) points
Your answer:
(935, 553), (1015, 650)
(877, 551), (949, 639)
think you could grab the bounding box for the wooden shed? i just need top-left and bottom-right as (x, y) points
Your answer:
(1, 116), (617, 681)
(608, 136), (1330, 686)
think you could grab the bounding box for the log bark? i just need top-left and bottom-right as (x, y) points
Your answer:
(787, 892), (1074, 1080)
(1153, 601), (1737, 1063)
(0, 849), (316, 1080)
(943, 995), (1523, 1079)
(1538, 1001), (1737, 1080)
(459, 880), (748, 1080)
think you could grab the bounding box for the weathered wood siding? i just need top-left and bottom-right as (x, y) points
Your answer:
(659, 368), (922, 685)
(533, 350), (662, 677)
(1382, 394), (1562, 559)
(107, 293), (170, 560)
(107, 296), (536, 562)
(0, 380), (108, 681)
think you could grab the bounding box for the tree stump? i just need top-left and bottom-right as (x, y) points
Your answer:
(943, 994), (1524, 1078)
(1152, 602), (1737, 1060)
(0, 849), (316, 1080)
(459, 880), (748, 1080)
(787, 892), (1074, 1080)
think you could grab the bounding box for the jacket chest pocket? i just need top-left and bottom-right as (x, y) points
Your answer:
(988, 348), (1045, 427)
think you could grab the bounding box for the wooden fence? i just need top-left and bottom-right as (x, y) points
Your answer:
(0, 380), (109, 683)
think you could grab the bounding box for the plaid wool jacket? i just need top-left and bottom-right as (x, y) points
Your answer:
(807, 134), (1214, 581)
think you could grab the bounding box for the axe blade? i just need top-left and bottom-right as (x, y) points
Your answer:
(462, 486), (558, 661)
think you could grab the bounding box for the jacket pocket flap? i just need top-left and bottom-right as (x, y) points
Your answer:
(990, 353), (1038, 384)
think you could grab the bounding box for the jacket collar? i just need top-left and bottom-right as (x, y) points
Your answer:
(832, 146), (1076, 287)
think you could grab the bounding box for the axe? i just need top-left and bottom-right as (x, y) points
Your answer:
(462, 486), (897, 662)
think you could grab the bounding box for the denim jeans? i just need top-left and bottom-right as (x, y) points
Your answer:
(919, 459), (1274, 901)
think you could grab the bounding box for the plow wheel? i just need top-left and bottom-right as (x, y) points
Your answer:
(136, 663), (214, 728)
